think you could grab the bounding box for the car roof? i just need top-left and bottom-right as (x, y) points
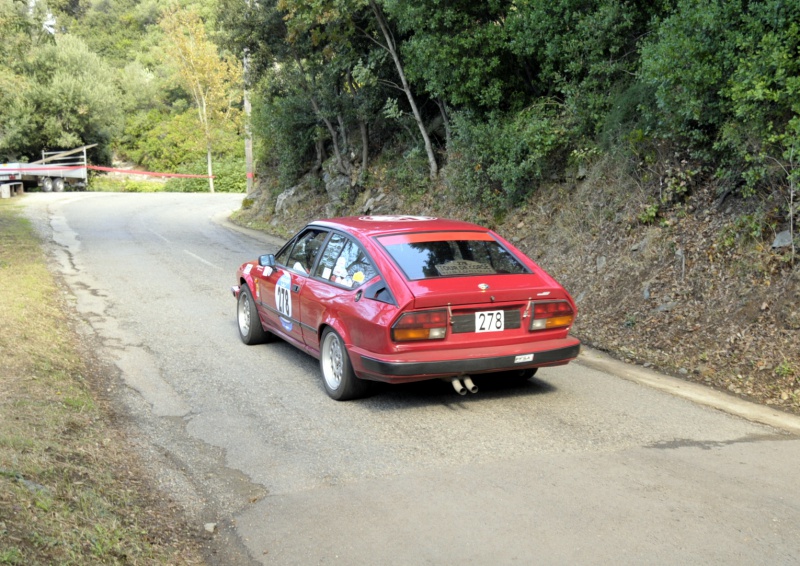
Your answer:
(309, 216), (490, 239)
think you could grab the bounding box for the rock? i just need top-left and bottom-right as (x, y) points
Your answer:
(596, 256), (607, 271)
(631, 237), (648, 252)
(19, 477), (50, 495)
(356, 189), (371, 208)
(204, 522), (217, 533)
(274, 186), (299, 215)
(324, 203), (338, 218)
(643, 284), (651, 300)
(322, 167), (351, 204)
(679, 368), (689, 375)
(655, 302), (678, 312)
(771, 230), (793, 249)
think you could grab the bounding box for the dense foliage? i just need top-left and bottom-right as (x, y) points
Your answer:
(0, 0), (798, 220)
(0, 0), (242, 190)
(216, 0), (797, 220)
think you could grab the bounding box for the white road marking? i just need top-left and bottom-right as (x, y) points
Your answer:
(148, 228), (170, 243)
(184, 250), (222, 270)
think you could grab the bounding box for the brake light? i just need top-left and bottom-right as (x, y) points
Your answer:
(392, 310), (448, 341)
(529, 301), (574, 331)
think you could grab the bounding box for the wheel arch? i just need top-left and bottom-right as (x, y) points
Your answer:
(317, 316), (350, 349)
(239, 273), (257, 296)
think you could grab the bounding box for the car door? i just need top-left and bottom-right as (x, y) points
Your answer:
(301, 233), (380, 355)
(255, 228), (328, 349)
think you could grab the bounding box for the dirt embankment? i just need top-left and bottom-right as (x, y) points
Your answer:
(233, 158), (800, 415)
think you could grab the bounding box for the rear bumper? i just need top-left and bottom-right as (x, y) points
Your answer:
(355, 338), (580, 383)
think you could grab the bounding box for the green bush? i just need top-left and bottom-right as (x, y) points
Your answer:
(448, 103), (576, 213)
(640, 0), (800, 194)
(253, 79), (317, 189)
(165, 156), (247, 193)
(88, 176), (165, 193)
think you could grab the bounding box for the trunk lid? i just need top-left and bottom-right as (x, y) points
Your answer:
(406, 273), (565, 309)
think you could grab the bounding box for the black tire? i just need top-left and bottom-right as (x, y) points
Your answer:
(237, 284), (269, 345)
(53, 178), (65, 192)
(319, 328), (370, 401)
(41, 178), (53, 192)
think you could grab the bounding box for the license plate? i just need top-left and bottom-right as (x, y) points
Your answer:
(475, 310), (504, 333)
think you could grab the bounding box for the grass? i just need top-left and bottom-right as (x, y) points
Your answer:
(0, 200), (203, 565)
(87, 177), (166, 193)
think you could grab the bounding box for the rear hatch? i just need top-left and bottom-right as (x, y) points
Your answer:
(377, 229), (575, 344)
(406, 273), (563, 309)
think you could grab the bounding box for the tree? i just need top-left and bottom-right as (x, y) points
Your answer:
(1, 33), (123, 162)
(366, 0), (438, 179)
(382, 0), (517, 111)
(160, 5), (242, 193)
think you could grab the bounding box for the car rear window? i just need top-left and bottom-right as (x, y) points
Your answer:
(377, 231), (529, 280)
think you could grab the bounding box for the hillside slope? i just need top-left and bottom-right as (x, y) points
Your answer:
(232, 158), (800, 415)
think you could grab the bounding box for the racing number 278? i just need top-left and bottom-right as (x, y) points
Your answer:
(276, 285), (291, 316)
(476, 310), (504, 333)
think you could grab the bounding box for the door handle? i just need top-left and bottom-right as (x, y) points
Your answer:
(291, 284), (301, 293)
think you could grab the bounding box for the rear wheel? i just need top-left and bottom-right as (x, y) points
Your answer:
(320, 328), (370, 401)
(41, 177), (53, 192)
(237, 285), (269, 345)
(53, 178), (65, 192)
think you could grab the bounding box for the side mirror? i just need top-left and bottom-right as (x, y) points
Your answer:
(259, 254), (275, 267)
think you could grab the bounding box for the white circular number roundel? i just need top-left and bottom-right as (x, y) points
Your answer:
(275, 272), (292, 319)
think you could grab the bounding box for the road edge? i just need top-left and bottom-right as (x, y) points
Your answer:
(577, 347), (800, 436)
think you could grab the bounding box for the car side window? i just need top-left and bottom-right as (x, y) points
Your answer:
(314, 233), (347, 278)
(314, 235), (377, 289)
(282, 229), (328, 275)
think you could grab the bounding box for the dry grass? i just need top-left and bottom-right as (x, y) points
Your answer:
(0, 200), (205, 565)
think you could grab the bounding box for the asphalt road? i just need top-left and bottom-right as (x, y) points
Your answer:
(22, 192), (800, 565)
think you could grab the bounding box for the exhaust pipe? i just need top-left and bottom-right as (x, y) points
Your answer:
(451, 377), (467, 395)
(462, 376), (478, 394)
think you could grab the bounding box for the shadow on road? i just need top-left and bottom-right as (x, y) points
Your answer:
(361, 373), (558, 410)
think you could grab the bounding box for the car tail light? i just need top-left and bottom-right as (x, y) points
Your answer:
(392, 310), (448, 341)
(529, 301), (574, 331)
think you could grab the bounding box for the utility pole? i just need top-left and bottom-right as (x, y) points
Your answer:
(243, 0), (254, 195)
(244, 45), (254, 195)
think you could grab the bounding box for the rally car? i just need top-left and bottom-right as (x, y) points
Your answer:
(233, 215), (580, 400)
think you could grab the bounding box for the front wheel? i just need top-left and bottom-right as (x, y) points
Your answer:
(237, 284), (269, 345)
(319, 328), (370, 401)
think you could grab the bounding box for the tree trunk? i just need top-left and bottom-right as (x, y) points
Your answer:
(294, 54), (350, 176)
(206, 144), (215, 193)
(368, 0), (438, 180)
(337, 114), (349, 157)
(359, 120), (369, 179)
(436, 98), (452, 155)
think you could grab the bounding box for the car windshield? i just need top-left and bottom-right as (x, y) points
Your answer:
(377, 231), (529, 280)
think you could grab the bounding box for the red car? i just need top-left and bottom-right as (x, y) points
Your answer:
(232, 216), (580, 400)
